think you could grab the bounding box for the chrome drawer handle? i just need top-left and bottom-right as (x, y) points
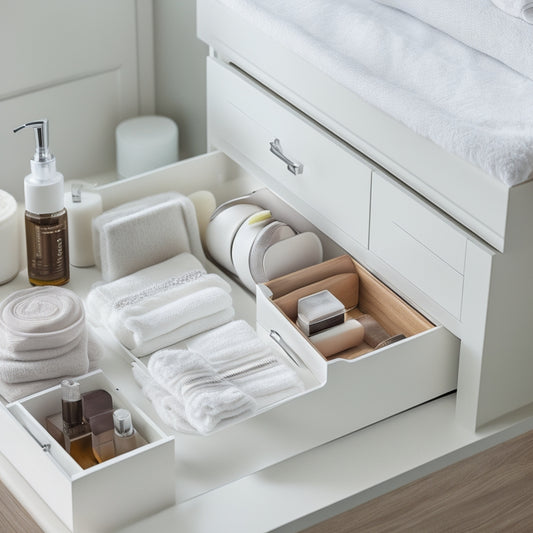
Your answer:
(269, 138), (303, 175)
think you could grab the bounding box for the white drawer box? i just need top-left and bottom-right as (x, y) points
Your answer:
(207, 57), (372, 250)
(256, 255), (460, 439)
(0, 370), (174, 533)
(370, 173), (467, 319)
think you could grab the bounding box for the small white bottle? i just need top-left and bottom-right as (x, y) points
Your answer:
(113, 408), (147, 455)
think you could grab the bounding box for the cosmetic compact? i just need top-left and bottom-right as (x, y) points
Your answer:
(296, 290), (345, 336)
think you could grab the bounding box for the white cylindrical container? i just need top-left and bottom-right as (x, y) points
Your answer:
(116, 115), (179, 179)
(64, 186), (103, 267)
(0, 190), (20, 284)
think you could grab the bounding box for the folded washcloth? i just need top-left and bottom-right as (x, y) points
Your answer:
(93, 192), (206, 282)
(187, 319), (271, 368)
(491, 0), (533, 23)
(147, 349), (256, 434)
(132, 361), (197, 434)
(87, 254), (235, 356)
(188, 320), (305, 408)
(0, 286), (85, 356)
(86, 253), (206, 322)
(129, 306), (235, 357)
(0, 331), (102, 402)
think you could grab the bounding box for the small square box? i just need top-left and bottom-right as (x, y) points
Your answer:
(297, 289), (345, 336)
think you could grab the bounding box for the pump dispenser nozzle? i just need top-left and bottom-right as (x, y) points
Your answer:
(13, 119), (52, 164)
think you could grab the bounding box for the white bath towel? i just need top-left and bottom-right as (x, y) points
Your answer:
(87, 253), (235, 356)
(374, 0), (533, 79)
(219, 0), (533, 186)
(188, 320), (304, 407)
(86, 253), (206, 321)
(132, 362), (196, 433)
(129, 306), (235, 357)
(491, 0), (533, 23)
(0, 332), (102, 402)
(93, 192), (206, 282)
(147, 349), (256, 434)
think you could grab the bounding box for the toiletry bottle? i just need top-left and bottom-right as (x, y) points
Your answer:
(61, 379), (98, 469)
(13, 119), (69, 286)
(113, 408), (147, 455)
(91, 410), (116, 463)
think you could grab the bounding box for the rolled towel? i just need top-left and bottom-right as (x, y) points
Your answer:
(93, 192), (207, 282)
(147, 349), (256, 434)
(0, 330), (102, 402)
(491, 0), (533, 23)
(0, 286), (85, 356)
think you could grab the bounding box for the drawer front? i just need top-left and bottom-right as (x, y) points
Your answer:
(370, 174), (466, 319)
(207, 57), (371, 248)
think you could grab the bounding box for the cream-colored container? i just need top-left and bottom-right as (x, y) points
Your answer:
(0, 190), (20, 284)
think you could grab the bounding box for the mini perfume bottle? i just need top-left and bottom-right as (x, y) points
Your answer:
(113, 408), (147, 456)
(61, 380), (97, 469)
(91, 410), (116, 463)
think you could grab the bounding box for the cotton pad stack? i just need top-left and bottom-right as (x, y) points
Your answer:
(0, 286), (101, 402)
(86, 253), (235, 356)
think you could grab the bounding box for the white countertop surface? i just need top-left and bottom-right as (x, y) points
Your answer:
(2, 264), (533, 532)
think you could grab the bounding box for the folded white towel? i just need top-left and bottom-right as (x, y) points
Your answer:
(374, 0), (533, 78)
(0, 332), (102, 402)
(188, 320), (304, 407)
(87, 253), (235, 355)
(491, 0), (533, 23)
(0, 286), (85, 356)
(220, 0), (533, 186)
(187, 319), (270, 368)
(86, 253), (206, 321)
(130, 306), (235, 357)
(132, 361), (197, 434)
(93, 192), (206, 282)
(147, 349), (256, 434)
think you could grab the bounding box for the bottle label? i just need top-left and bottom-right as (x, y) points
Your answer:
(26, 214), (69, 283)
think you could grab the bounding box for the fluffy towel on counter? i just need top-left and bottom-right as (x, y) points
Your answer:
(188, 320), (304, 408)
(147, 349), (256, 434)
(92, 192), (207, 282)
(374, 0), (533, 79)
(491, 0), (533, 23)
(0, 327), (102, 402)
(219, 0), (533, 186)
(87, 253), (235, 356)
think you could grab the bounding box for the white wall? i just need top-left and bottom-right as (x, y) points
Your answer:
(153, 0), (209, 160)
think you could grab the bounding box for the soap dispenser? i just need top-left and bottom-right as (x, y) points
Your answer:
(13, 119), (69, 285)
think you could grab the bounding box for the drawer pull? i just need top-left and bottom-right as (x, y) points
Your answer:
(269, 139), (303, 175)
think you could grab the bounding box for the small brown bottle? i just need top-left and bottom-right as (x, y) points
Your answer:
(14, 119), (69, 286)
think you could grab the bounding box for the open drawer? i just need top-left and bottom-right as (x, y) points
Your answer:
(0, 370), (174, 533)
(257, 255), (460, 436)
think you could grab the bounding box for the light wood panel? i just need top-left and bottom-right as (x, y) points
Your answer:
(303, 428), (533, 533)
(0, 480), (43, 533)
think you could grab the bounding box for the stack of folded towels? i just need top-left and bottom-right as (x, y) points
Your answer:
(0, 286), (101, 402)
(133, 320), (305, 434)
(86, 253), (235, 356)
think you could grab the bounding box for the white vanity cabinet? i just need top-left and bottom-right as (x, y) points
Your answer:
(197, 0), (533, 433)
